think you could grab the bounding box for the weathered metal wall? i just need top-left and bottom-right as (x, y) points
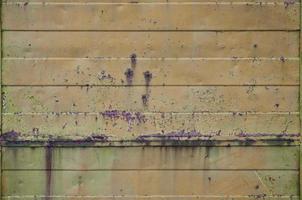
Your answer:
(0, 0), (301, 199)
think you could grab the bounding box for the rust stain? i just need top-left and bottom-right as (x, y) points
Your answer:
(45, 143), (53, 200)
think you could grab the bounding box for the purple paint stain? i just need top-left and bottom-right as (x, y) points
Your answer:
(237, 132), (300, 138)
(0, 131), (20, 141)
(136, 130), (218, 142)
(47, 134), (110, 144)
(101, 110), (120, 119)
(101, 110), (146, 130)
(284, 0), (295, 7)
(135, 112), (146, 124)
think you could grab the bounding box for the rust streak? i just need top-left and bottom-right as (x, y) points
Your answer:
(45, 143), (53, 200)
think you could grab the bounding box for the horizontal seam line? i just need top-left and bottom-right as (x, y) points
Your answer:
(2, 195), (300, 197)
(2, 29), (301, 31)
(2, 85), (300, 86)
(2, 143), (300, 147)
(2, 169), (299, 171)
(2, 57), (300, 60)
(2, 112), (300, 115)
(2, 2), (301, 4)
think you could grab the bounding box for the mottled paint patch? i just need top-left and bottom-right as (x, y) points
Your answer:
(85, 134), (109, 142)
(136, 130), (218, 142)
(101, 110), (146, 130)
(47, 134), (110, 143)
(248, 194), (267, 199)
(0, 130), (20, 141)
(98, 70), (114, 82)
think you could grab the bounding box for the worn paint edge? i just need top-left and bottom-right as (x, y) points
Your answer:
(1, 140), (299, 147)
(1, 0), (3, 198)
(299, 0), (302, 198)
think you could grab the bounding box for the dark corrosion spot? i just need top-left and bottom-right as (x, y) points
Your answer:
(85, 134), (109, 142)
(142, 94), (149, 106)
(280, 56), (285, 62)
(24, 2), (28, 6)
(284, 0), (295, 8)
(32, 128), (39, 135)
(248, 194), (267, 199)
(275, 103), (279, 108)
(124, 68), (134, 85)
(143, 71), (153, 86)
(130, 53), (137, 68)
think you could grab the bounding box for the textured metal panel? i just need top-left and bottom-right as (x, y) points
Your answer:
(1, 0), (301, 199)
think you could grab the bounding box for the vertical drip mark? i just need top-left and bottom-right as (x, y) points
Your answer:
(142, 71), (153, 106)
(130, 53), (137, 69)
(45, 144), (53, 200)
(124, 68), (134, 85)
